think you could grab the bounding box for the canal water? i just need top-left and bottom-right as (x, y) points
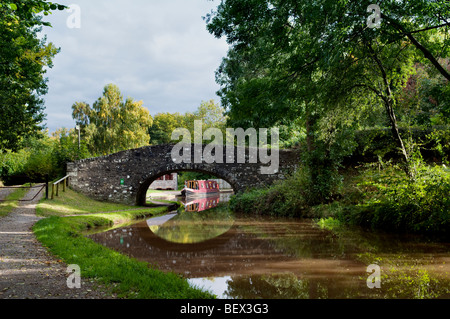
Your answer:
(87, 192), (450, 299)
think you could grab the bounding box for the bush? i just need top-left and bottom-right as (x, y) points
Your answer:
(229, 167), (311, 217)
(338, 164), (450, 236)
(0, 130), (91, 184)
(0, 149), (31, 184)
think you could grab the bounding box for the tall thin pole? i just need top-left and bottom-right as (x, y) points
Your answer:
(76, 125), (81, 150)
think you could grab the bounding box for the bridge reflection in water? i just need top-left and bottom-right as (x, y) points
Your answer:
(87, 193), (450, 299)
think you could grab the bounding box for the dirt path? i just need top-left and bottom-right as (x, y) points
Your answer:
(0, 186), (115, 299)
(0, 186), (15, 201)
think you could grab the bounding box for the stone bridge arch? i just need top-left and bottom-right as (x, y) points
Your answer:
(67, 144), (300, 206)
(135, 165), (240, 206)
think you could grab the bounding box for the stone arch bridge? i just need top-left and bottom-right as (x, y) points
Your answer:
(67, 144), (300, 206)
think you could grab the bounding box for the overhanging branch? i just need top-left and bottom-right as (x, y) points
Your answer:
(381, 13), (450, 81)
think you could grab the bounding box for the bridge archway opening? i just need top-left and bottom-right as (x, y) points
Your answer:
(137, 169), (237, 206)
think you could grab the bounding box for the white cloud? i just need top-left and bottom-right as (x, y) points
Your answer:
(41, 0), (228, 132)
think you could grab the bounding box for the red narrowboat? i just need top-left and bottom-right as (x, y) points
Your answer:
(181, 180), (220, 197)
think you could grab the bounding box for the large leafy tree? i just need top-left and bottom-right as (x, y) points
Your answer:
(72, 84), (153, 156)
(0, 1), (66, 151)
(206, 0), (450, 176)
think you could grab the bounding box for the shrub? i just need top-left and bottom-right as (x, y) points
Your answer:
(339, 164), (450, 236)
(229, 167), (311, 217)
(0, 148), (31, 184)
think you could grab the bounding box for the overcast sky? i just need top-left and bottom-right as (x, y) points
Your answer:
(40, 0), (228, 133)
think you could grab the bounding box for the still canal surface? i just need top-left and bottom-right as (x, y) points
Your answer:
(87, 192), (450, 299)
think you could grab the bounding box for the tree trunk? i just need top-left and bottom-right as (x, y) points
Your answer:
(384, 97), (411, 177)
(367, 43), (412, 177)
(305, 104), (313, 153)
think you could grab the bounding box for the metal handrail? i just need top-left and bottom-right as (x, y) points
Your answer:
(51, 175), (70, 199)
(53, 176), (70, 185)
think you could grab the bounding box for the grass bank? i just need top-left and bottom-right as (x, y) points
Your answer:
(36, 188), (136, 217)
(33, 189), (215, 299)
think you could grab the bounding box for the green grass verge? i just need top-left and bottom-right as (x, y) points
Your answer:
(0, 186), (30, 217)
(33, 208), (215, 299)
(36, 188), (138, 217)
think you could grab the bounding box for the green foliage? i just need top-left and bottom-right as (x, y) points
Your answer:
(21, 134), (54, 180)
(0, 149), (31, 183)
(369, 167), (449, 234)
(0, 135), (54, 184)
(206, 0), (450, 186)
(149, 100), (227, 145)
(149, 112), (188, 145)
(397, 61), (450, 127)
(229, 167), (311, 217)
(349, 126), (450, 165)
(334, 164), (450, 236)
(72, 84), (153, 156)
(278, 119), (306, 149)
(0, 130), (91, 184)
(51, 128), (91, 176)
(0, 1), (67, 25)
(231, 160), (450, 236)
(426, 128), (450, 164)
(0, 1), (64, 151)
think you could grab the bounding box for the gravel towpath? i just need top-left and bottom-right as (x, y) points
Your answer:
(0, 186), (115, 299)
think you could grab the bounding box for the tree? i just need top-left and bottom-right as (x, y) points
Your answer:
(0, 1), (66, 25)
(51, 128), (90, 176)
(149, 112), (189, 145)
(72, 84), (153, 156)
(0, 1), (66, 151)
(193, 100), (228, 131)
(206, 0), (450, 177)
(149, 100), (227, 145)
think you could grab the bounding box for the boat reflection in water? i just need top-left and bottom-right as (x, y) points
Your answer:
(181, 194), (221, 212)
